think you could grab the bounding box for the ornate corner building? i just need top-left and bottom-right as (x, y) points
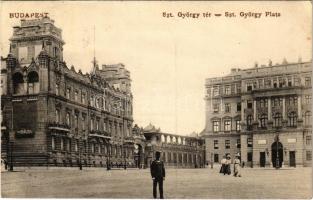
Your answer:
(0, 17), (206, 169)
(203, 61), (312, 167)
(1, 17), (135, 167)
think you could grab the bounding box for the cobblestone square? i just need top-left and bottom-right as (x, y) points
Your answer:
(1, 167), (312, 199)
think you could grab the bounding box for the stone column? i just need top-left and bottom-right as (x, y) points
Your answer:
(23, 76), (28, 94)
(282, 97), (286, 120)
(298, 95), (302, 118)
(268, 98), (272, 120)
(241, 100), (245, 119)
(253, 100), (257, 120)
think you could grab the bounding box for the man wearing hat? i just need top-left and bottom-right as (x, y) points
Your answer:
(150, 151), (165, 199)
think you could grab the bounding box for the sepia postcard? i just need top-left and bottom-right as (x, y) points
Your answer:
(0, 1), (312, 199)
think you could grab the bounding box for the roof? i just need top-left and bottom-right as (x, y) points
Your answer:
(143, 123), (160, 133)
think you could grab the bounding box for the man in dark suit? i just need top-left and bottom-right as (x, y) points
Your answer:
(150, 151), (165, 199)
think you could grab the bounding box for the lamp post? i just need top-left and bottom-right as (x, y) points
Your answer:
(78, 137), (82, 170)
(107, 144), (111, 170)
(9, 141), (14, 171)
(210, 153), (213, 169)
(123, 146), (127, 170)
(275, 134), (280, 169)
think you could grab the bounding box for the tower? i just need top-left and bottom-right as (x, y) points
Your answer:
(9, 17), (65, 66)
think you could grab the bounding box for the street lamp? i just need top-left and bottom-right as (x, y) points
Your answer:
(123, 146), (127, 170)
(107, 144), (111, 170)
(210, 153), (213, 169)
(78, 137), (82, 170)
(9, 141), (14, 171)
(275, 134), (280, 169)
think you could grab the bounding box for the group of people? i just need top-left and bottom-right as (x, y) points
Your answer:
(220, 154), (242, 177)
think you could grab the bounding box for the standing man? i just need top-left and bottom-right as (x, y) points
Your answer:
(150, 151), (165, 199)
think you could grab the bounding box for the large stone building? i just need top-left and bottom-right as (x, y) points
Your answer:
(202, 60), (312, 167)
(1, 17), (206, 169)
(1, 17), (135, 167)
(132, 123), (205, 168)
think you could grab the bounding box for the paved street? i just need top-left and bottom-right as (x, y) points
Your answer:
(1, 166), (312, 198)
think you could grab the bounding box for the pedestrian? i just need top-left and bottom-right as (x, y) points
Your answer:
(220, 155), (227, 174)
(150, 151), (165, 199)
(225, 154), (232, 175)
(233, 155), (241, 177)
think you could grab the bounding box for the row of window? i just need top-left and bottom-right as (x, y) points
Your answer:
(212, 95), (311, 114)
(212, 111), (309, 133)
(51, 137), (133, 157)
(209, 76), (311, 97)
(211, 84), (241, 97)
(55, 109), (130, 135)
(212, 119), (241, 132)
(164, 152), (198, 163)
(212, 137), (311, 152)
(245, 76), (311, 92)
(56, 83), (132, 115)
(213, 138), (252, 149)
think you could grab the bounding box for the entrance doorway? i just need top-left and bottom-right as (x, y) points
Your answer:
(214, 154), (219, 163)
(134, 144), (143, 168)
(289, 151), (296, 167)
(260, 152), (266, 167)
(271, 141), (283, 168)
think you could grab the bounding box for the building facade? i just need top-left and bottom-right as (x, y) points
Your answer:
(140, 123), (206, 168)
(1, 17), (136, 167)
(202, 60), (312, 167)
(1, 17), (206, 169)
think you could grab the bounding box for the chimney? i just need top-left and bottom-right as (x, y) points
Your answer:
(231, 68), (237, 73)
(298, 56), (302, 63)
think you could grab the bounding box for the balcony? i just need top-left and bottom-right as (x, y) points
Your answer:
(124, 136), (135, 144)
(89, 130), (111, 139)
(48, 122), (71, 132)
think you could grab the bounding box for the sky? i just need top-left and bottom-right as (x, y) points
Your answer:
(0, 1), (311, 135)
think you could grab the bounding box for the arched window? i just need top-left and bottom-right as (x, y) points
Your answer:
(12, 72), (24, 94)
(173, 137), (176, 143)
(27, 71), (39, 94)
(166, 135), (171, 143)
(259, 114), (268, 128)
(178, 137), (181, 144)
(161, 135), (165, 142)
(288, 112), (297, 127)
(304, 111), (312, 126)
(273, 113), (282, 127)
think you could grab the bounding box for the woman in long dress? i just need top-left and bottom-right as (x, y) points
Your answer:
(220, 156), (227, 174)
(233, 155), (241, 177)
(225, 155), (232, 175)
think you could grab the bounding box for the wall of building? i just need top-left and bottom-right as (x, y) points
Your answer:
(203, 60), (312, 167)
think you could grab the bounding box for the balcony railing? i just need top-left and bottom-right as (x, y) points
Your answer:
(89, 130), (111, 139)
(124, 136), (135, 144)
(48, 122), (71, 132)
